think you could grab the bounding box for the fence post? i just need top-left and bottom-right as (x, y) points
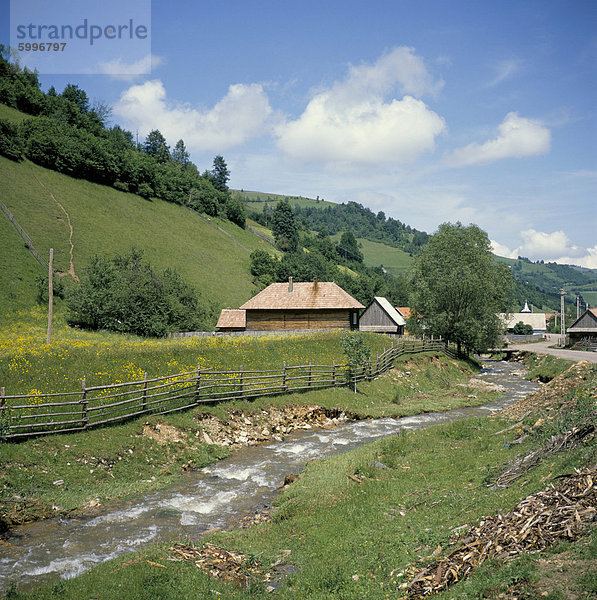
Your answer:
(332, 361), (336, 387)
(308, 360), (312, 388)
(81, 378), (88, 429)
(142, 372), (148, 412)
(239, 365), (244, 400)
(195, 366), (202, 404)
(0, 387), (6, 439)
(283, 361), (287, 393)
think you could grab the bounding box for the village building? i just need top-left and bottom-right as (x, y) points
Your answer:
(499, 303), (547, 335)
(217, 278), (364, 332)
(395, 307), (413, 321)
(359, 296), (406, 334)
(567, 308), (597, 346)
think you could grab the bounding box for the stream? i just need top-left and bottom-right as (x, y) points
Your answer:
(0, 360), (538, 593)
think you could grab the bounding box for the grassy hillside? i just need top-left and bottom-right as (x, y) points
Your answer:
(0, 155), (279, 320)
(233, 189), (335, 211)
(0, 102), (30, 124)
(495, 256), (597, 311)
(0, 206), (43, 315)
(330, 234), (413, 276)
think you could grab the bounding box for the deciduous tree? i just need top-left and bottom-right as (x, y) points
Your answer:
(143, 129), (170, 163)
(409, 222), (512, 353)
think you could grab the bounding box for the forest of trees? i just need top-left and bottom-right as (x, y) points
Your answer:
(292, 202), (429, 256)
(250, 202), (410, 307)
(0, 45), (245, 228)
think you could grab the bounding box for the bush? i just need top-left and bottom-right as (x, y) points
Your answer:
(513, 321), (534, 335)
(66, 249), (209, 336)
(137, 182), (153, 199)
(35, 273), (65, 303)
(0, 118), (23, 161)
(113, 180), (129, 192)
(340, 332), (371, 365)
(225, 195), (246, 228)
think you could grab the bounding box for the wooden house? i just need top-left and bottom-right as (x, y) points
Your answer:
(359, 296), (406, 334)
(567, 308), (597, 344)
(237, 278), (364, 331)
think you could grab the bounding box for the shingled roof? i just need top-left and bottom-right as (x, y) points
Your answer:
(216, 309), (246, 329)
(239, 280), (364, 311)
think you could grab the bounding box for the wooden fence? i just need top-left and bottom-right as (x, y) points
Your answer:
(0, 339), (455, 440)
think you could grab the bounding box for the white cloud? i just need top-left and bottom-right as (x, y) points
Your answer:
(340, 46), (444, 100)
(444, 112), (551, 167)
(490, 240), (517, 258)
(95, 54), (165, 79)
(112, 79), (273, 152)
(517, 229), (585, 260)
(556, 246), (597, 269)
(275, 47), (446, 165)
(491, 230), (597, 268)
(486, 59), (522, 87)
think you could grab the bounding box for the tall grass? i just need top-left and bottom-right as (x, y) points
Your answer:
(0, 321), (389, 395)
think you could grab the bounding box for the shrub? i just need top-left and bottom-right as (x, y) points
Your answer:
(113, 180), (129, 192)
(0, 118), (23, 161)
(66, 249), (209, 336)
(340, 332), (371, 365)
(513, 321), (534, 335)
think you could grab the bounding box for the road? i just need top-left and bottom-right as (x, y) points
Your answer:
(507, 340), (597, 364)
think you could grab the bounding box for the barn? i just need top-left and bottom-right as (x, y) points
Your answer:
(567, 308), (597, 346)
(359, 296), (406, 334)
(236, 278), (364, 331)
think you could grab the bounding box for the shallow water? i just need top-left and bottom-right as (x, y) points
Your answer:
(0, 360), (538, 593)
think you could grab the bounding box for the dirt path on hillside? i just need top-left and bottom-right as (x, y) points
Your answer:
(34, 175), (79, 282)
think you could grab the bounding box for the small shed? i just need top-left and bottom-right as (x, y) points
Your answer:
(567, 308), (597, 344)
(216, 309), (246, 332)
(238, 278), (364, 331)
(359, 296), (406, 334)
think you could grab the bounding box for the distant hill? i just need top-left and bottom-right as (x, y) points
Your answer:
(240, 191), (429, 257)
(496, 256), (597, 310)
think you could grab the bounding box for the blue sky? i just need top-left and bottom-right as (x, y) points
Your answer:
(4, 0), (596, 266)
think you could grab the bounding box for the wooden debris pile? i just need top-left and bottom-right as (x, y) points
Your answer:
(490, 423), (595, 488)
(406, 467), (596, 598)
(500, 361), (595, 421)
(170, 542), (265, 586)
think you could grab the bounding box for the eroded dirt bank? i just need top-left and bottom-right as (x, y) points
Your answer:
(191, 405), (351, 448)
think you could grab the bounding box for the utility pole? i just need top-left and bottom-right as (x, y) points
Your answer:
(46, 248), (53, 345)
(559, 288), (566, 347)
(577, 296), (580, 319)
